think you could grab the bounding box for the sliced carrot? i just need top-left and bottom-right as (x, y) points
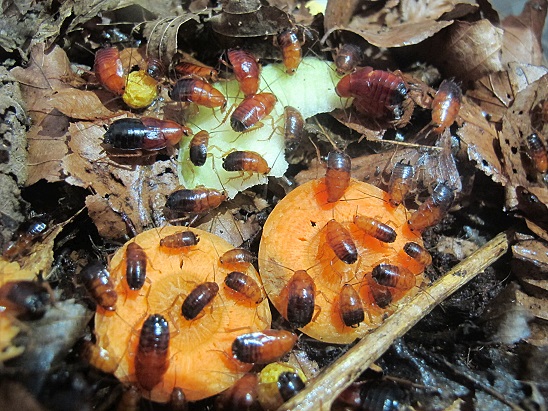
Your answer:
(258, 178), (425, 344)
(93, 226), (271, 403)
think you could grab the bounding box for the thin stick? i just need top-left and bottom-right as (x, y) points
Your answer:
(276, 231), (509, 411)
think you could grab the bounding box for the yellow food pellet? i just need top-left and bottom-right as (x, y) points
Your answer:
(122, 70), (158, 109)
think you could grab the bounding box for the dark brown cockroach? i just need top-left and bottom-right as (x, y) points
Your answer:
(353, 215), (397, 243)
(165, 187), (227, 214)
(526, 133), (548, 173)
(222, 151), (271, 174)
(403, 242), (432, 266)
(325, 151), (351, 203)
(285, 270), (316, 328)
(227, 48), (260, 96)
(276, 27), (302, 75)
(215, 373), (260, 411)
(387, 162), (415, 207)
(277, 371), (305, 401)
(230, 93), (277, 132)
(117, 384), (141, 411)
(360, 381), (405, 411)
(283, 106), (304, 147)
(371, 263), (415, 291)
(103, 117), (190, 152)
(80, 261), (117, 311)
(407, 183), (455, 232)
(145, 57), (165, 81)
(335, 44), (361, 75)
(367, 279), (393, 309)
(231, 329), (298, 364)
(2, 216), (48, 261)
(94, 47), (125, 95)
(224, 272), (264, 304)
(431, 79), (462, 134)
(336, 67), (410, 123)
(338, 284), (364, 327)
(189, 130), (210, 167)
(220, 248), (254, 269)
(125, 242), (147, 291)
(81, 341), (118, 374)
(160, 231), (200, 249)
(325, 219), (358, 264)
(173, 62), (219, 82)
(135, 314), (170, 391)
(516, 186), (548, 231)
(171, 77), (227, 109)
(0, 280), (50, 320)
(170, 387), (188, 411)
(181, 282), (219, 320)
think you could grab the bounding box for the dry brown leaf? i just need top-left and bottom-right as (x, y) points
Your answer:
(45, 89), (119, 120)
(501, 0), (547, 66)
(143, 15), (200, 66)
(500, 75), (548, 207)
(456, 96), (505, 184)
(85, 194), (129, 240)
(61, 120), (179, 237)
(209, 5), (292, 37)
(422, 19), (503, 82)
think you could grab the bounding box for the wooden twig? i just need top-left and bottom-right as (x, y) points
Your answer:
(276, 231), (509, 411)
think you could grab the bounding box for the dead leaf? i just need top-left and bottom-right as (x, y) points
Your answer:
(143, 14), (201, 67)
(421, 19), (503, 82)
(85, 194), (128, 240)
(45, 89), (119, 120)
(501, 0), (547, 66)
(209, 5), (292, 37)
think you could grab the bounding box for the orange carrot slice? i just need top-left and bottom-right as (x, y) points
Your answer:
(93, 226), (271, 402)
(258, 178), (425, 344)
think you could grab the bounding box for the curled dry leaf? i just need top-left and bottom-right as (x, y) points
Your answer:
(209, 4), (292, 37)
(421, 19), (503, 82)
(85, 194), (129, 240)
(501, 0), (547, 66)
(143, 14), (200, 67)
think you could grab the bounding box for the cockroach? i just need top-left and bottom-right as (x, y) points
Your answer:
(526, 133), (548, 173)
(173, 62), (219, 82)
(160, 231), (200, 248)
(336, 68), (409, 121)
(227, 48), (260, 96)
(335, 44), (361, 75)
(387, 162), (415, 207)
(371, 263), (415, 291)
(277, 372), (305, 401)
(0, 280), (50, 320)
(181, 282), (219, 320)
(283, 106), (304, 145)
(145, 57), (165, 81)
(170, 387), (188, 411)
(125, 242), (147, 291)
(222, 151), (271, 174)
(407, 183), (455, 232)
(224, 272), (263, 304)
(189, 130), (210, 166)
(325, 219), (358, 264)
(431, 79), (462, 134)
(338, 284), (364, 327)
(2, 216), (48, 261)
(285, 270), (316, 328)
(103, 117), (190, 151)
(403, 242), (432, 266)
(276, 27), (302, 75)
(215, 373), (260, 411)
(117, 384), (141, 411)
(135, 314), (170, 391)
(325, 151), (351, 203)
(360, 381), (405, 411)
(367, 280), (393, 308)
(80, 261), (117, 311)
(170, 77), (227, 109)
(231, 329), (298, 364)
(230, 93), (277, 132)
(82, 341), (118, 374)
(94, 47), (125, 95)
(353, 215), (397, 243)
(220, 248), (254, 268)
(516, 186), (548, 231)
(165, 187), (227, 214)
